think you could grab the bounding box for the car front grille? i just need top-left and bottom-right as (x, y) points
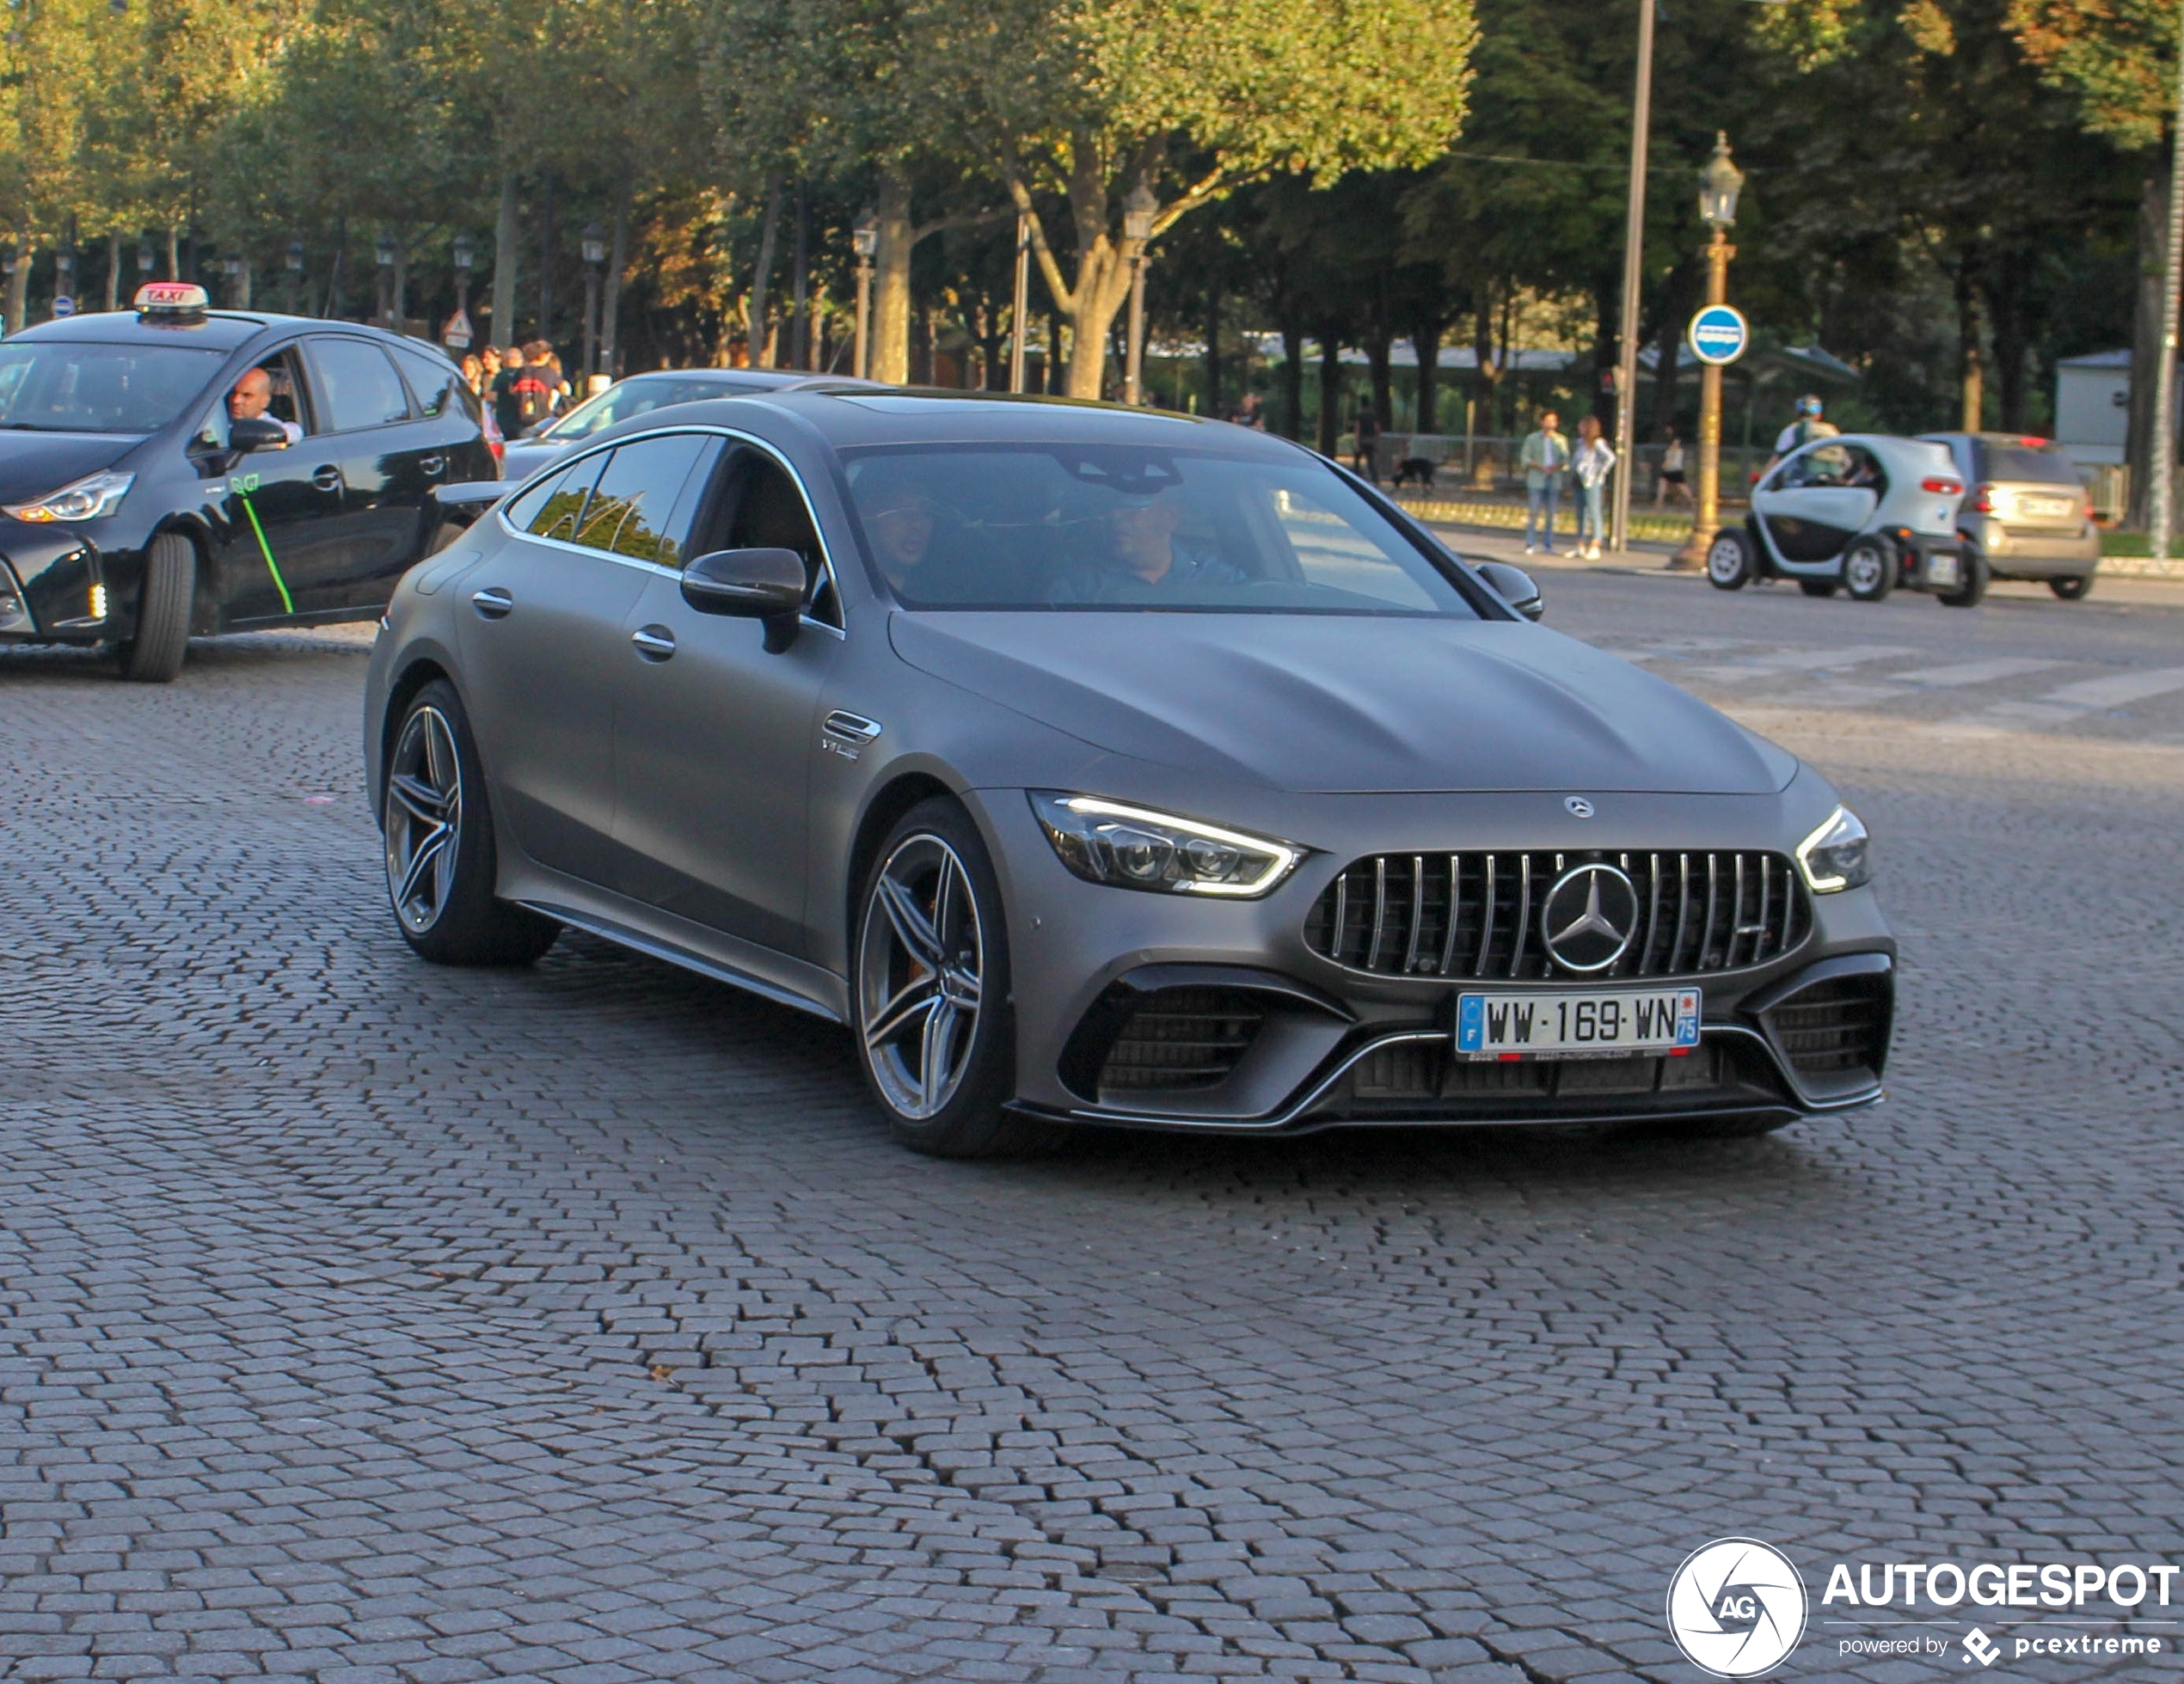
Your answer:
(1097, 987), (1266, 1092)
(1303, 850), (1809, 982)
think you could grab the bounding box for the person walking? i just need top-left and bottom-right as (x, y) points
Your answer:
(1350, 402), (1381, 483)
(1572, 413), (1617, 561)
(1518, 410), (1570, 554)
(1656, 426), (1690, 507)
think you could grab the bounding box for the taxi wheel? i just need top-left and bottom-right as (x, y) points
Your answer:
(1842, 537), (1894, 602)
(119, 534), (195, 683)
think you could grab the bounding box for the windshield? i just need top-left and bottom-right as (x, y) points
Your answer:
(842, 444), (1483, 616)
(0, 340), (224, 433)
(545, 375), (752, 441)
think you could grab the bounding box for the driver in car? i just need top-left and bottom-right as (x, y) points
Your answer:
(1053, 490), (1243, 602)
(228, 367), (303, 445)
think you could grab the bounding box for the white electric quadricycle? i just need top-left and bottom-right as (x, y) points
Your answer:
(1704, 433), (1978, 606)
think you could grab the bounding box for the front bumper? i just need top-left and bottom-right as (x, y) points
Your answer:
(980, 788), (1894, 1136)
(0, 530), (113, 641)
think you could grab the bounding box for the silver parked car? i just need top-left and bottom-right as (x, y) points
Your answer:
(502, 368), (868, 481)
(366, 391), (1895, 1157)
(1708, 432), (1976, 603)
(1918, 432), (2099, 599)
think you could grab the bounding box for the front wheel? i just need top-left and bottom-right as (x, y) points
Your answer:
(1704, 529), (1755, 591)
(852, 798), (1029, 1157)
(383, 679), (560, 965)
(118, 533), (195, 683)
(1842, 537), (1894, 602)
(2048, 573), (2092, 601)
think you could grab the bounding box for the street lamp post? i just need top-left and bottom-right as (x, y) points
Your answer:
(1009, 212), (1031, 394)
(1121, 183), (1156, 406)
(451, 231), (474, 344)
(851, 209), (877, 380)
(1608, 0), (1656, 554)
(374, 234), (396, 327)
(1671, 134), (1745, 572)
(284, 238), (304, 314)
(54, 243), (75, 315)
(221, 253), (247, 309)
(2148, 3), (2184, 568)
(580, 222), (605, 383)
(136, 241), (155, 284)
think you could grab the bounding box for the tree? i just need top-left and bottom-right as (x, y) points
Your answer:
(941, 0), (1478, 398)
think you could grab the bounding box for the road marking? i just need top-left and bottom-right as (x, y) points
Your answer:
(1889, 657), (2065, 689)
(2033, 666), (2184, 708)
(1681, 643), (1913, 683)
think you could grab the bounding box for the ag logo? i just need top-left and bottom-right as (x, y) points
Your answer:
(234, 473), (261, 493)
(1666, 1539), (1807, 1677)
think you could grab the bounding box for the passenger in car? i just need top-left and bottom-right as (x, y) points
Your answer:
(1052, 491), (1245, 602)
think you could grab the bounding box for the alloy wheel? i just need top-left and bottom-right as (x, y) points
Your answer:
(1844, 543), (1886, 595)
(857, 834), (985, 1121)
(1706, 535), (1747, 585)
(384, 704), (463, 934)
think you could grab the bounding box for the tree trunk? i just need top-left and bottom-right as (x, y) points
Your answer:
(165, 228), (180, 285)
(1956, 262), (1985, 433)
(1412, 321), (1441, 435)
(2128, 165), (2167, 528)
(1653, 312), (1680, 441)
(1204, 285), (1222, 416)
(1473, 300), (1502, 444)
(1365, 330), (1393, 432)
(601, 169), (631, 377)
(871, 168), (914, 385)
(1062, 252), (1132, 400)
(104, 233), (120, 312)
(1316, 329), (1342, 456)
(5, 229), (28, 334)
(491, 173), (519, 350)
(1047, 303), (1066, 393)
(1985, 257), (2030, 432)
(537, 172), (556, 346)
(748, 169), (784, 369)
(1279, 321), (1304, 440)
(326, 218), (347, 320)
(789, 181), (810, 370)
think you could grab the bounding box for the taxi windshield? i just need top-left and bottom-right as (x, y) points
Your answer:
(0, 340), (224, 433)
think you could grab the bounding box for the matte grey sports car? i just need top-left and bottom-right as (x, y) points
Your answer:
(364, 390), (1894, 1156)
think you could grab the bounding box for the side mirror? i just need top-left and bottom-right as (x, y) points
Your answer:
(681, 547), (807, 652)
(1475, 560), (1543, 622)
(228, 415), (291, 453)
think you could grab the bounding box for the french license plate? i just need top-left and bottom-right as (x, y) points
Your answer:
(2023, 497), (2073, 518)
(1925, 554), (1962, 587)
(1455, 989), (1701, 1061)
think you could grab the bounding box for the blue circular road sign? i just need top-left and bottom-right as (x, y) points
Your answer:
(1687, 304), (1748, 366)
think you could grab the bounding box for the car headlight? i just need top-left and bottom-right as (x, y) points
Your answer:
(1795, 805), (1871, 893)
(4, 468), (134, 523)
(1030, 793), (1304, 897)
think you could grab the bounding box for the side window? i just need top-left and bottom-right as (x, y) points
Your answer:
(304, 338), (414, 432)
(390, 343), (465, 419)
(507, 452), (608, 543)
(568, 434), (720, 565)
(721, 452), (826, 597)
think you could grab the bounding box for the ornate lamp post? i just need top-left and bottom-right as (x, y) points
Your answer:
(136, 241), (155, 282)
(580, 222), (605, 383)
(284, 238), (304, 314)
(1671, 133), (1745, 572)
(221, 252), (248, 309)
(1009, 212), (1032, 394)
(374, 233), (396, 326)
(450, 230), (474, 346)
(1120, 183), (1156, 405)
(850, 209), (878, 380)
(54, 243), (76, 315)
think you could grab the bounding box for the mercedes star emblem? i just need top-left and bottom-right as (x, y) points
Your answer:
(1541, 862), (1640, 972)
(1565, 795), (1595, 818)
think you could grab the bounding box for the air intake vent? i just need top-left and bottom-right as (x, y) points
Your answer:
(1766, 975), (1890, 1079)
(1098, 988), (1265, 1093)
(1303, 850), (1808, 981)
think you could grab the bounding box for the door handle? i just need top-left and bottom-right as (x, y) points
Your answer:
(471, 587), (514, 619)
(630, 625), (676, 662)
(419, 455), (446, 477)
(310, 464), (342, 493)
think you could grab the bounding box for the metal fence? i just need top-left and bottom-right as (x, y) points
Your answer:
(1363, 432), (1771, 502)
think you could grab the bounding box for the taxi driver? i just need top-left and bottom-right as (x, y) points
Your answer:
(229, 367), (303, 445)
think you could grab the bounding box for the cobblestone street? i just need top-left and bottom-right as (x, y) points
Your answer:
(4, 571), (2181, 1683)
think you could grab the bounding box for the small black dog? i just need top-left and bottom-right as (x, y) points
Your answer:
(1390, 456), (1437, 489)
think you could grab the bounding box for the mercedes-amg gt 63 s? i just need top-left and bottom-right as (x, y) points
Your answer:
(365, 389), (1894, 1156)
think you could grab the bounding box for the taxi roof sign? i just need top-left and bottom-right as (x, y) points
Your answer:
(134, 281), (210, 321)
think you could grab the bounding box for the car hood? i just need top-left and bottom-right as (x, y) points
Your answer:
(0, 432), (138, 504)
(890, 611), (1794, 796)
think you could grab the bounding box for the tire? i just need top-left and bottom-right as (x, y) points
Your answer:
(1842, 536), (1894, 602)
(1936, 547), (1988, 609)
(1704, 528), (1754, 591)
(851, 797), (1032, 1158)
(1797, 579), (1838, 599)
(382, 679), (560, 966)
(118, 532), (196, 683)
(2048, 573), (2092, 601)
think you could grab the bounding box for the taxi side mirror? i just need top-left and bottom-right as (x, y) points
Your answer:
(229, 416), (291, 453)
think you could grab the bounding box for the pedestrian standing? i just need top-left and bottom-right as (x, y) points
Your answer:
(1230, 392), (1267, 431)
(1572, 413), (1617, 561)
(1656, 427), (1690, 507)
(1518, 411), (1570, 555)
(460, 353), (485, 400)
(490, 343), (529, 439)
(1351, 402), (1381, 483)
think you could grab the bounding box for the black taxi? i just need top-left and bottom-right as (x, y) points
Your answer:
(0, 283), (498, 680)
